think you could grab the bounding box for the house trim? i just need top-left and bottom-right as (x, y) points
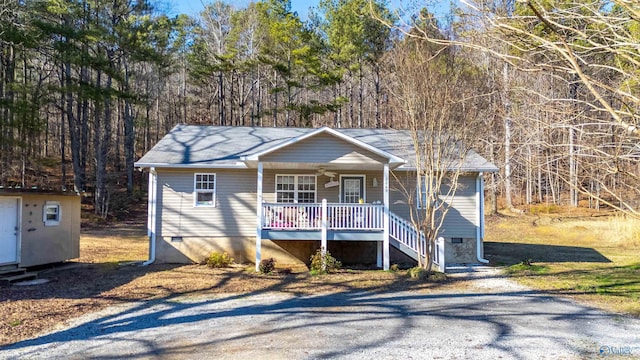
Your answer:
(143, 168), (157, 266)
(476, 172), (489, 264)
(134, 162), (248, 169)
(255, 162), (264, 272)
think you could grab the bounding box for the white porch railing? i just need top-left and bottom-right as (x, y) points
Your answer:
(261, 202), (443, 271)
(389, 212), (443, 270)
(262, 203), (384, 231)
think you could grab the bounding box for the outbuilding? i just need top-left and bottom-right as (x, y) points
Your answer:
(0, 188), (80, 268)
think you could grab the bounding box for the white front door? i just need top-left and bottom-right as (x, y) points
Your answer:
(0, 198), (19, 264)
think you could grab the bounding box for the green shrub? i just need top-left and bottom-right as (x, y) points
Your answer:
(206, 252), (234, 268)
(259, 258), (276, 274)
(390, 264), (400, 272)
(310, 249), (341, 274)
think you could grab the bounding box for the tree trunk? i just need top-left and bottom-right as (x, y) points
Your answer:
(124, 63), (135, 195)
(502, 63), (515, 211)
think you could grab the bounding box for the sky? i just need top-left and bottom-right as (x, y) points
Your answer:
(159, 0), (324, 19)
(158, 0), (419, 21)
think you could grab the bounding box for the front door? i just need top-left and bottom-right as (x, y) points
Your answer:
(0, 198), (19, 264)
(341, 176), (364, 203)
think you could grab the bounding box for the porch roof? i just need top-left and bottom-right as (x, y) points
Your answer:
(135, 125), (498, 172)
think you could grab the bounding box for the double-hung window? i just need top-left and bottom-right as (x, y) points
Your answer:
(417, 175), (449, 209)
(276, 175), (316, 203)
(194, 173), (216, 207)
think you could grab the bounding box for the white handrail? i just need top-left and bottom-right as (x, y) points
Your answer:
(260, 203), (441, 269)
(388, 212), (440, 267)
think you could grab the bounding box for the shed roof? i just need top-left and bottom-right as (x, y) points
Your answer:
(135, 125), (498, 172)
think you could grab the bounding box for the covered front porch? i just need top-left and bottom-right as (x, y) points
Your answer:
(244, 128), (406, 270)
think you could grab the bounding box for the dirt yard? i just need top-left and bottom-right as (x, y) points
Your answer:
(0, 224), (457, 347)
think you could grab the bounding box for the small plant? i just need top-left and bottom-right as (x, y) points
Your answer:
(390, 264), (400, 272)
(206, 251), (234, 268)
(506, 260), (549, 275)
(407, 266), (446, 281)
(259, 258), (276, 274)
(408, 266), (429, 280)
(310, 249), (341, 274)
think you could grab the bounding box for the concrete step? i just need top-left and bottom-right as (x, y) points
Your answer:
(0, 271), (38, 286)
(0, 266), (26, 277)
(0, 264), (19, 271)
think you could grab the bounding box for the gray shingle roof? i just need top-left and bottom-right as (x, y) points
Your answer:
(135, 125), (498, 172)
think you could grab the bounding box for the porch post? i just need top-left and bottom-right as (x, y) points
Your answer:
(383, 163), (390, 270)
(321, 199), (327, 270)
(255, 162), (263, 272)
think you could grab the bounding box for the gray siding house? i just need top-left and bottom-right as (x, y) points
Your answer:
(135, 125), (498, 271)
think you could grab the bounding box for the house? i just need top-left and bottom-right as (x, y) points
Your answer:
(0, 189), (80, 269)
(135, 125), (498, 271)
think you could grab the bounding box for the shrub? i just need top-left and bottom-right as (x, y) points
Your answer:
(407, 266), (447, 281)
(206, 252), (234, 268)
(310, 249), (341, 274)
(408, 266), (429, 280)
(259, 258), (276, 274)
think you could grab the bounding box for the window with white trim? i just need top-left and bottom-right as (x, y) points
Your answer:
(194, 173), (216, 207)
(416, 176), (443, 209)
(43, 201), (61, 226)
(276, 175), (316, 203)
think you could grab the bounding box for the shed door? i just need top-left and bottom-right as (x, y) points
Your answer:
(0, 198), (19, 264)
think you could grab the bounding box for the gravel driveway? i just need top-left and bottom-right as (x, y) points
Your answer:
(2, 267), (639, 359)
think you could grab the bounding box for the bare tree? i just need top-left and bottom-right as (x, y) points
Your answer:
(383, 0), (640, 216)
(389, 33), (489, 270)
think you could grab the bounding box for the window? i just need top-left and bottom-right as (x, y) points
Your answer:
(416, 176), (439, 209)
(43, 201), (61, 226)
(276, 175), (316, 203)
(194, 173), (216, 207)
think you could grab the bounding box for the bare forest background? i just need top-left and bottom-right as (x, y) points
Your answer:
(0, 0), (638, 219)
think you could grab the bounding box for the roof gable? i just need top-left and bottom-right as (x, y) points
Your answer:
(243, 126), (405, 166)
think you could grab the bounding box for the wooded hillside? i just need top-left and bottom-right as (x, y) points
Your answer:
(0, 0), (638, 218)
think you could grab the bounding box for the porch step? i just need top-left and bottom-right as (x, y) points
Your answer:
(389, 237), (418, 261)
(0, 266), (26, 277)
(0, 271), (38, 286)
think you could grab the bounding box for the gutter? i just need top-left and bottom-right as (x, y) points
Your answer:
(476, 172), (489, 264)
(142, 167), (157, 266)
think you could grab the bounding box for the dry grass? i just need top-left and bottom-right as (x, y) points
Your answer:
(485, 213), (640, 316)
(1, 225), (459, 347)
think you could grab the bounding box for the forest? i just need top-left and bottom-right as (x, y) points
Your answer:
(0, 0), (638, 219)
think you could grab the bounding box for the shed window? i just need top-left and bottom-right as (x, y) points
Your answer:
(43, 201), (61, 226)
(194, 173), (216, 207)
(276, 175), (316, 203)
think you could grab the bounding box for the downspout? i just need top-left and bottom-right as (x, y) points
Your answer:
(476, 172), (489, 264)
(143, 167), (157, 266)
